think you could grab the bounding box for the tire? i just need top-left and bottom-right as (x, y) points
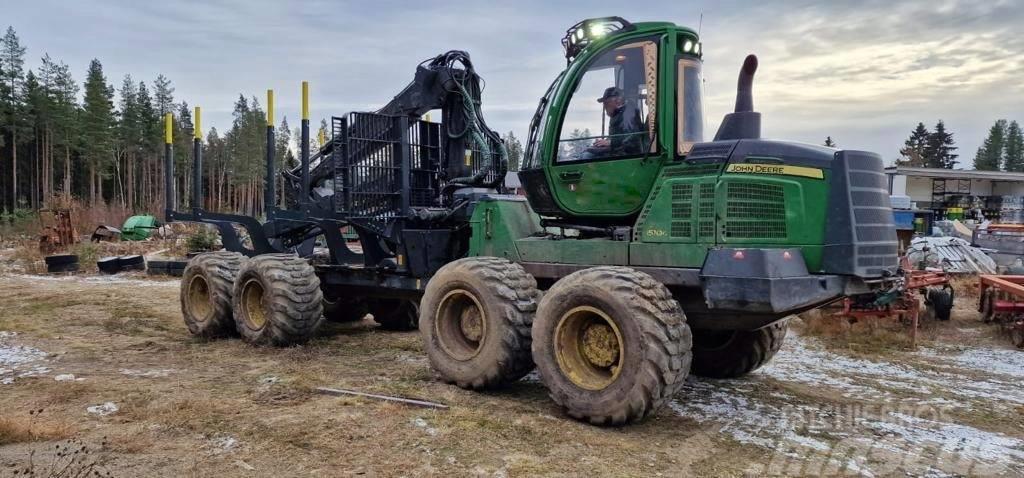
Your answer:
(322, 293), (369, 323)
(419, 257), (539, 390)
(97, 256), (122, 275)
(180, 251), (245, 338)
(44, 254), (78, 267)
(371, 299), (419, 331)
(232, 254), (323, 346)
(690, 321), (788, 379)
(532, 266), (692, 426)
(47, 262), (79, 274)
(149, 259), (188, 271)
(925, 287), (954, 322)
(118, 255), (146, 271)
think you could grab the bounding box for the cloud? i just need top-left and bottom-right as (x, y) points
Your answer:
(5, 0), (1021, 165)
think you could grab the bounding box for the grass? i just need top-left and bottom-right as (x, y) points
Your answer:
(0, 410), (76, 445)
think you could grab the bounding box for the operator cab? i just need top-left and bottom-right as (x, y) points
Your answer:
(519, 17), (704, 223)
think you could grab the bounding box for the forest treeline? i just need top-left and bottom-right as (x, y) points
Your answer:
(0, 26), (525, 221)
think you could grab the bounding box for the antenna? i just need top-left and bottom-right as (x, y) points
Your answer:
(698, 12), (704, 36)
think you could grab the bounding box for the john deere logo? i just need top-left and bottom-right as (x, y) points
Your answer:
(726, 164), (824, 179)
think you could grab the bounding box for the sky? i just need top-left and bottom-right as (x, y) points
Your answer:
(5, 0), (1023, 166)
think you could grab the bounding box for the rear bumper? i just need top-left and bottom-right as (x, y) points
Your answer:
(700, 248), (848, 314)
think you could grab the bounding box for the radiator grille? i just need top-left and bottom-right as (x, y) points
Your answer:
(723, 181), (787, 239)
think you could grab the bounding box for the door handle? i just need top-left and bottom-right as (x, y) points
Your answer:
(559, 171), (584, 182)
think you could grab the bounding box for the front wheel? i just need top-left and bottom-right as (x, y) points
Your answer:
(532, 267), (692, 426)
(419, 257), (538, 390)
(690, 321), (788, 379)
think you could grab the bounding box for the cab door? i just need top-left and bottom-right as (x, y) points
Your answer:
(548, 36), (665, 218)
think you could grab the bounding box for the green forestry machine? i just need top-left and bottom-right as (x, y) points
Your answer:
(168, 17), (898, 425)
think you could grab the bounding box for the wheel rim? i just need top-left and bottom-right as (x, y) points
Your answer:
(186, 275), (213, 322)
(554, 306), (624, 391)
(240, 278), (268, 330)
(434, 289), (486, 361)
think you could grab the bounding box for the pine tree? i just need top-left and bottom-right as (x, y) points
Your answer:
(823, 136), (836, 148)
(153, 74), (174, 116)
(1, 26), (27, 210)
(898, 123), (930, 166)
(1003, 121), (1024, 173)
(925, 120), (957, 169)
(973, 120), (1007, 171)
(80, 59), (115, 206)
(48, 59), (79, 200)
(503, 131), (523, 171)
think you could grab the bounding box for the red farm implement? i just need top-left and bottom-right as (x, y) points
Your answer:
(978, 275), (1024, 348)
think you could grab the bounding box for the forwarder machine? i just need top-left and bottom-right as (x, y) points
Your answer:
(169, 17), (898, 425)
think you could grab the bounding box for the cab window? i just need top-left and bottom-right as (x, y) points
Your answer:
(677, 58), (704, 155)
(556, 40), (658, 162)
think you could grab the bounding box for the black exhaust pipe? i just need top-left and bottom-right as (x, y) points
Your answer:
(714, 54), (762, 141)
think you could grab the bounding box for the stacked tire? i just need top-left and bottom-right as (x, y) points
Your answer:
(147, 259), (188, 277)
(95, 255), (148, 275)
(45, 254), (79, 273)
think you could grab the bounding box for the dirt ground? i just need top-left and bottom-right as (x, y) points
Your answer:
(1, 264), (1023, 477)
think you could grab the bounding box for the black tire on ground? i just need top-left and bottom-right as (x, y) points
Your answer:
(118, 255), (146, 271)
(690, 321), (788, 379)
(180, 251), (245, 338)
(44, 254), (78, 267)
(47, 262), (79, 274)
(419, 257), (539, 390)
(532, 266), (692, 426)
(371, 299), (419, 331)
(148, 259), (188, 271)
(925, 287), (954, 322)
(97, 256), (122, 274)
(322, 292), (369, 323)
(232, 254), (323, 346)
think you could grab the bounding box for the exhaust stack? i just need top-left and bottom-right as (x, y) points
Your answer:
(714, 54), (762, 141)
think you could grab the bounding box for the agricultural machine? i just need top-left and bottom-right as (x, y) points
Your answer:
(167, 17), (899, 425)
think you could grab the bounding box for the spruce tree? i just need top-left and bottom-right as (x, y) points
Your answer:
(925, 120), (957, 169)
(1, 26), (27, 209)
(1004, 121), (1024, 172)
(898, 123), (930, 166)
(80, 59), (115, 205)
(973, 119), (1007, 171)
(503, 130), (523, 171)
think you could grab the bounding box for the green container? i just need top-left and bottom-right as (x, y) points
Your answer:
(121, 215), (158, 241)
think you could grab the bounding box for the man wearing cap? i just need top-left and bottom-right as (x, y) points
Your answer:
(586, 86), (645, 158)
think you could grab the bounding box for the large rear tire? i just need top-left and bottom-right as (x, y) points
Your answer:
(532, 267), (692, 426)
(232, 254), (324, 346)
(181, 251), (245, 338)
(690, 321), (788, 379)
(419, 257), (538, 390)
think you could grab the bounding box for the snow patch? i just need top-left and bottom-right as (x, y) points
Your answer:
(86, 402), (119, 416)
(0, 331), (49, 385)
(120, 368), (175, 378)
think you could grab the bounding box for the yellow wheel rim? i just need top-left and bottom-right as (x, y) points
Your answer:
(554, 306), (624, 391)
(240, 278), (268, 330)
(434, 289), (486, 361)
(186, 275), (213, 321)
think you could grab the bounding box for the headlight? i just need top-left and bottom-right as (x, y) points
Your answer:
(684, 40), (694, 53)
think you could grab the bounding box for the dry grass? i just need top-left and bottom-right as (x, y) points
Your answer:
(0, 411), (76, 445)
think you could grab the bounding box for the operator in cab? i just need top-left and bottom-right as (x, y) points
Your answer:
(585, 87), (645, 158)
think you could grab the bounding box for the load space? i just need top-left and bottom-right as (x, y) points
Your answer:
(166, 17), (898, 425)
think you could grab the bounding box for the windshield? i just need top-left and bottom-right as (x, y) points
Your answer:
(677, 59), (704, 155)
(523, 72), (565, 170)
